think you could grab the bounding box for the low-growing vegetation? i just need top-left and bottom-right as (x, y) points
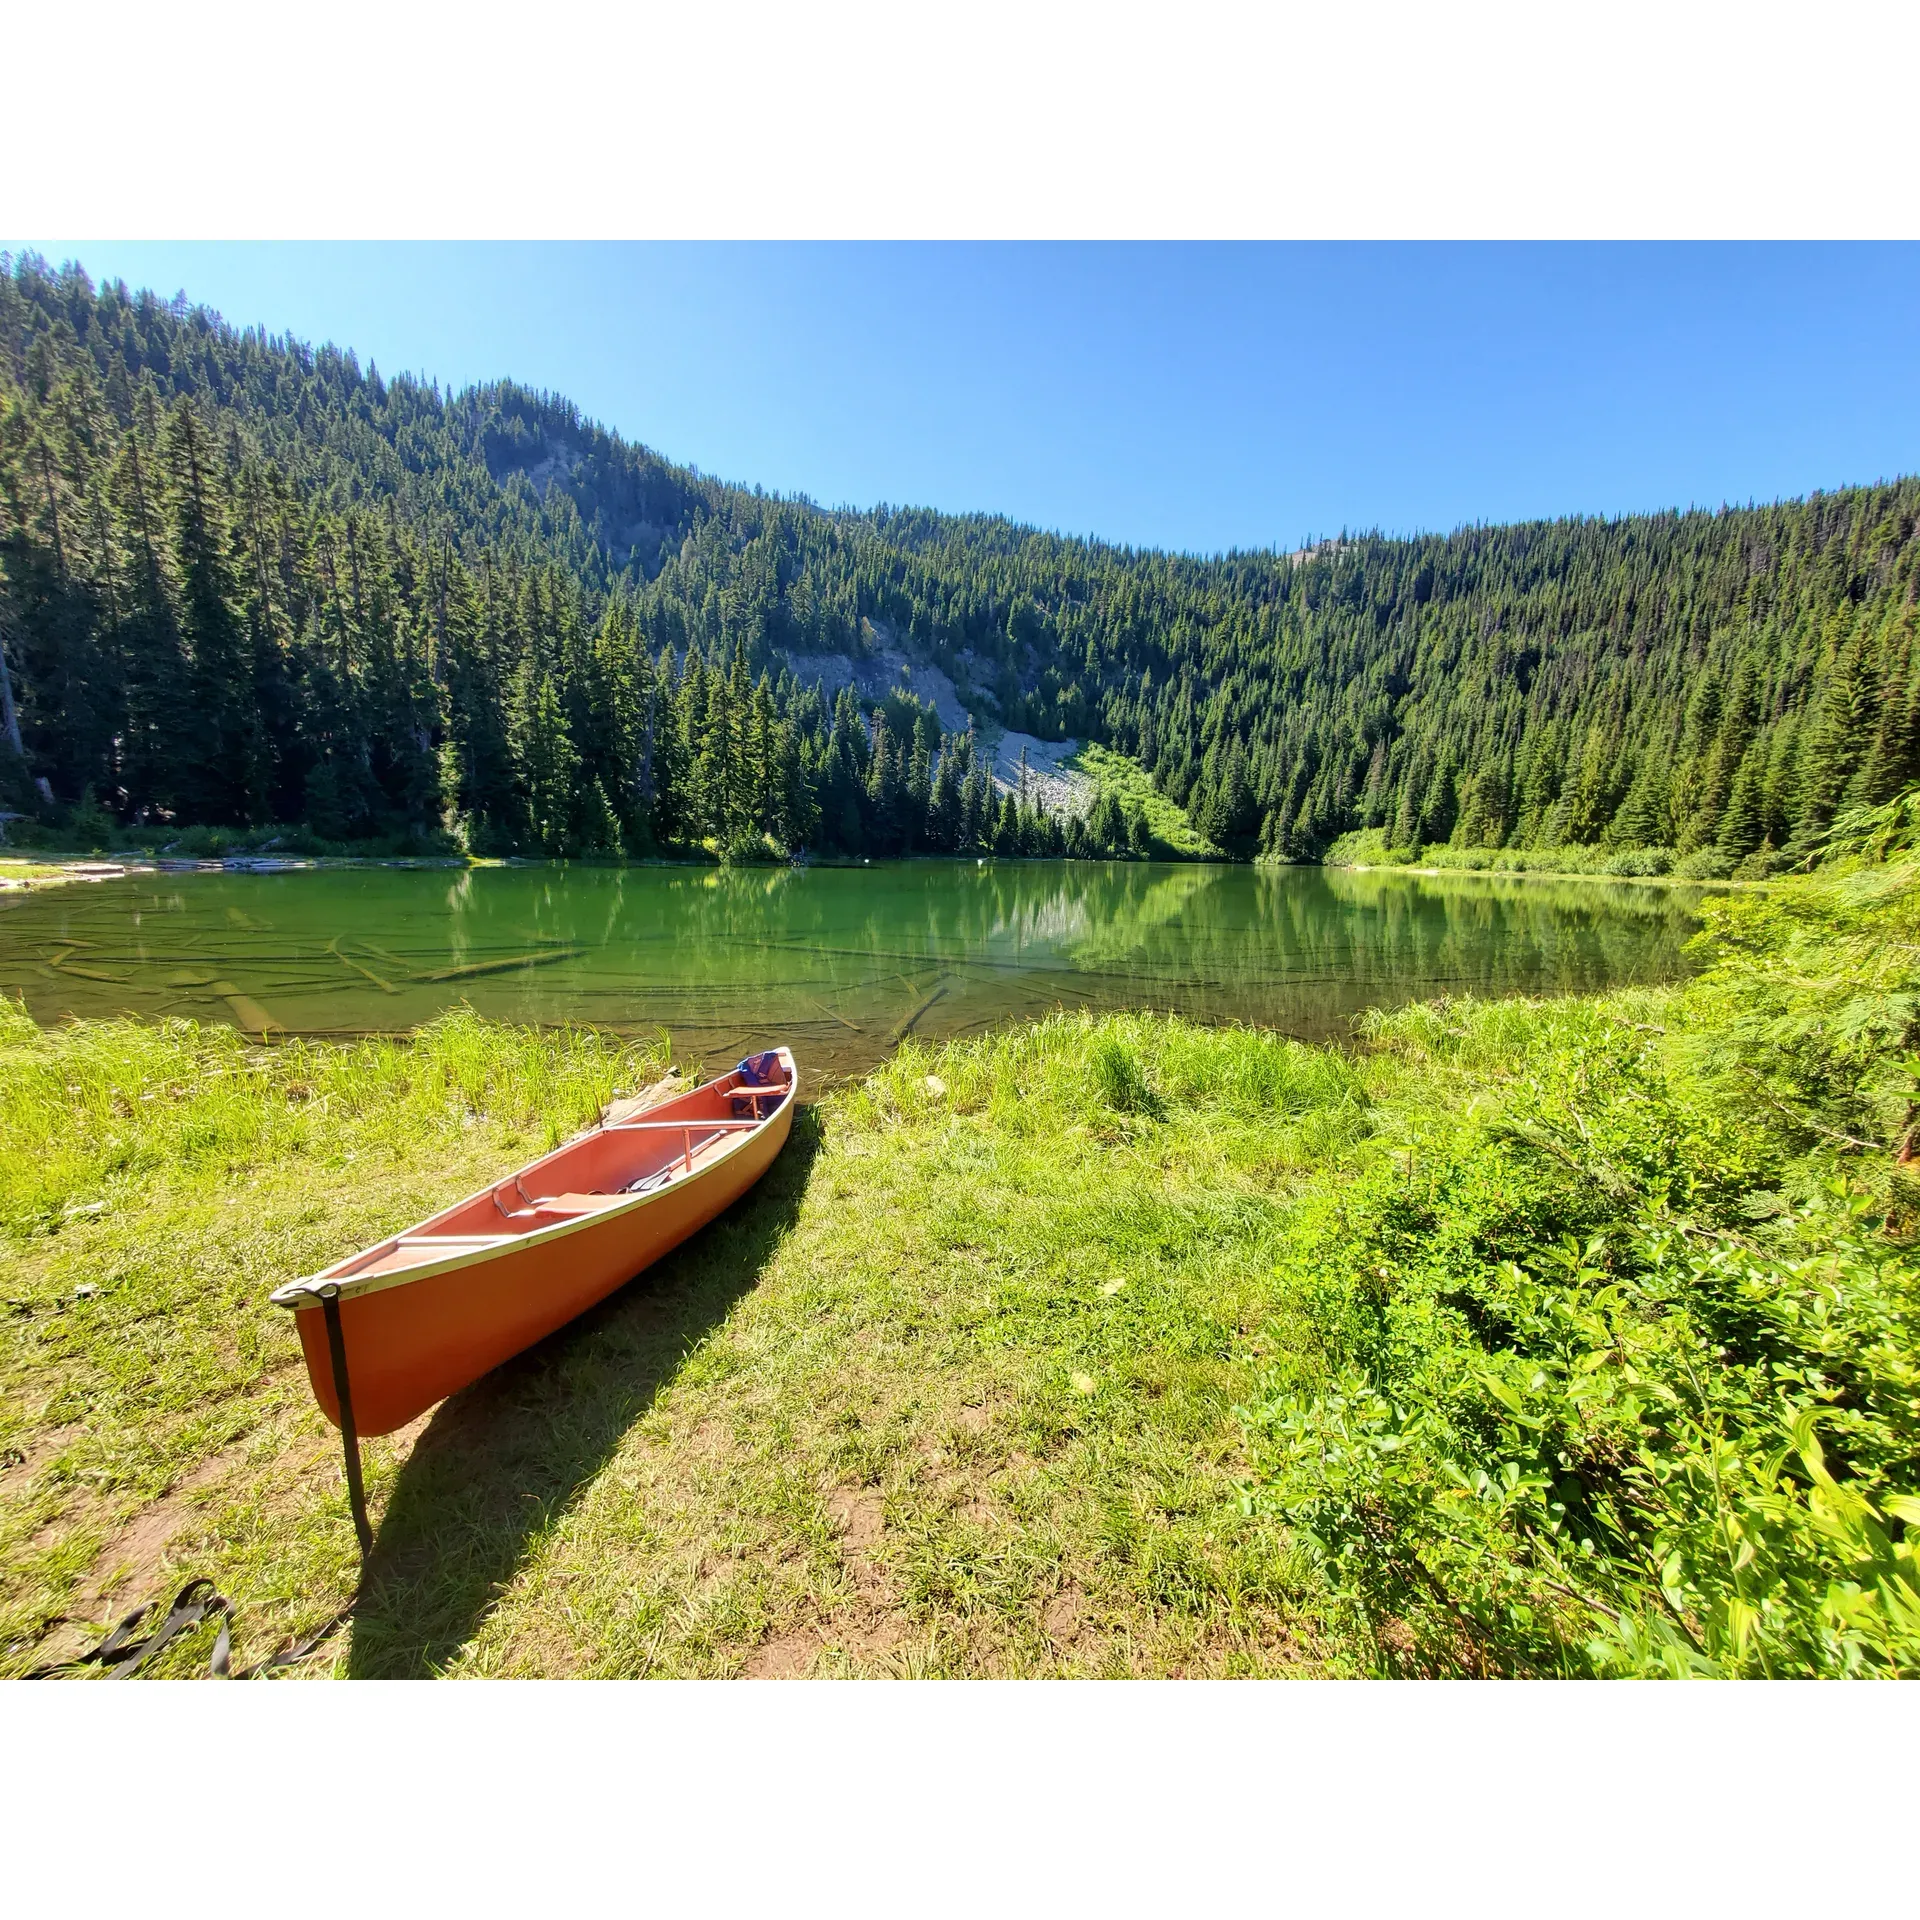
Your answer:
(1071, 742), (1223, 858)
(1324, 826), (1771, 882)
(2, 801), (1915, 1678)
(0, 857), (77, 888)
(1245, 801), (1920, 1673)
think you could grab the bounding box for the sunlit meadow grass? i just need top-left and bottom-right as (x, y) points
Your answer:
(0, 858), (76, 887)
(0, 988), (1677, 1677)
(0, 1000), (668, 1675)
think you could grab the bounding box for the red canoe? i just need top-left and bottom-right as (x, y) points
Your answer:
(271, 1048), (797, 1438)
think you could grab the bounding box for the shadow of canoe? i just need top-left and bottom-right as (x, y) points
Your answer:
(344, 1107), (824, 1678)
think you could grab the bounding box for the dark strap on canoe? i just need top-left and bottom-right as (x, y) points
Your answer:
(23, 1577), (360, 1680)
(320, 1284), (374, 1560)
(24, 1286), (375, 1680)
(228, 1591), (360, 1679)
(23, 1578), (230, 1680)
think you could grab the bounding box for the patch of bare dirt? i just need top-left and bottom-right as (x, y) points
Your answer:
(3, 1422), (83, 1486)
(743, 1630), (819, 1679)
(75, 1448), (244, 1618)
(20, 1442), (257, 1665)
(808, 1487), (917, 1669)
(1043, 1582), (1088, 1645)
(824, 1612), (902, 1666)
(744, 1604), (906, 1678)
(380, 1406), (437, 1470)
(829, 1488), (885, 1554)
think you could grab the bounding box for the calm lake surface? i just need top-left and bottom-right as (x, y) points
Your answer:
(0, 861), (1708, 1081)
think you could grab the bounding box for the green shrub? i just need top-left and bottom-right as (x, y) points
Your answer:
(1325, 828), (1416, 867)
(719, 830), (784, 867)
(1734, 842), (1796, 881)
(1601, 846), (1675, 877)
(1238, 833), (1920, 1676)
(1396, 843), (1711, 880)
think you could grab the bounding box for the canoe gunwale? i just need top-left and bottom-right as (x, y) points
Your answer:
(268, 1062), (796, 1313)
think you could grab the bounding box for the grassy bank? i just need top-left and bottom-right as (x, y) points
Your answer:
(0, 857), (80, 891)
(1325, 826), (1776, 883)
(2, 841), (1916, 1677)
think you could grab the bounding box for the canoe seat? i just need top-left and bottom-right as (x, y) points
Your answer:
(528, 1192), (629, 1216)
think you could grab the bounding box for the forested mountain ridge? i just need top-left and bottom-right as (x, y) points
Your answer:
(2, 251), (1916, 869)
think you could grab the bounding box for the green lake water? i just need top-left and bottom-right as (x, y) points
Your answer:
(0, 861), (1708, 1082)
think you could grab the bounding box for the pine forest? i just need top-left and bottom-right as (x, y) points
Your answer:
(3, 252), (1917, 874)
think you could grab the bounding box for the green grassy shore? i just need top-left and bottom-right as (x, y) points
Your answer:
(3, 835), (1917, 1678)
(0, 857), (91, 891)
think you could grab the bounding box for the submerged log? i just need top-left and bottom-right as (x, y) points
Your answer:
(46, 946), (129, 982)
(329, 938), (399, 995)
(890, 976), (950, 1043)
(413, 947), (586, 983)
(209, 979), (285, 1037)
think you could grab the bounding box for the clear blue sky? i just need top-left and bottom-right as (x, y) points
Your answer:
(12, 242), (1920, 555)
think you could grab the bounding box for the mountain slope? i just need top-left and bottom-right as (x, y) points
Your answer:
(2, 251), (1916, 866)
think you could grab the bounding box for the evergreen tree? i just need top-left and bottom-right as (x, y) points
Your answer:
(160, 399), (262, 823)
(1796, 623), (1875, 840)
(1086, 786), (1123, 854)
(1717, 740), (1768, 860)
(107, 431), (191, 819)
(517, 670), (580, 855)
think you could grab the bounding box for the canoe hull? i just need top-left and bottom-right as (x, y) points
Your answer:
(289, 1084), (793, 1437)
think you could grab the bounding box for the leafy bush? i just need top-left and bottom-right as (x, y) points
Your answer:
(1325, 829), (1417, 868)
(1600, 846), (1675, 877)
(1734, 843), (1797, 881)
(1355, 842), (1712, 880)
(1408, 842), (1617, 876)
(718, 830), (784, 867)
(1238, 830), (1920, 1676)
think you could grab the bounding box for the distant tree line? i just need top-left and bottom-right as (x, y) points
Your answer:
(2, 253), (1916, 866)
